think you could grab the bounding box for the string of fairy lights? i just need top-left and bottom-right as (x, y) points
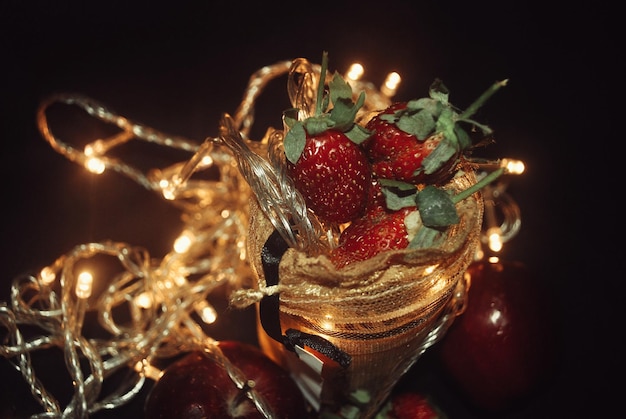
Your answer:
(0, 60), (523, 418)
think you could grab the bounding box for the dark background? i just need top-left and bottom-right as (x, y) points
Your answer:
(0, 1), (614, 417)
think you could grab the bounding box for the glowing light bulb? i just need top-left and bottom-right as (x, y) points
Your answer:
(84, 140), (106, 156)
(174, 231), (194, 254)
(84, 157), (105, 174)
(75, 271), (93, 299)
(321, 313), (334, 330)
(162, 176), (183, 201)
(135, 292), (153, 309)
(381, 72), (401, 97)
(424, 265), (437, 275)
(134, 360), (163, 381)
(487, 226), (503, 252)
(488, 256), (500, 263)
(200, 154), (213, 167)
(40, 266), (56, 286)
(194, 300), (217, 324)
(501, 158), (525, 175)
(346, 63), (364, 81)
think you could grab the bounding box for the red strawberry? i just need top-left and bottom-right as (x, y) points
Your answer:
(364, 79), (507, 186)
(329, 205), (416, 268)
(284, 51), (372, 225)
(287, 129), (371, 224)
(364, 101), (457, 185)
(388, 390), (442, 419)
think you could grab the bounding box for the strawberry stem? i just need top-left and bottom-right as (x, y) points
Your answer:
(459, 79), (508, 120)
(452, 167), (504, 204)
(315, 51), (329, 117)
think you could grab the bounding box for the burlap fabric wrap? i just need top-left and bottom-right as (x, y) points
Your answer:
(249, 169), (484, 413)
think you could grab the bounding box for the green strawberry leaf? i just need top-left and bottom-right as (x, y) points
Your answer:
(283, 121), (307, 164)
(329, 73), (366, 131)
(408, 224), (446, 249)
(406, 97), (442, 116)
(294, 53), (366, 142)
(396, 110), (436, 139)
(345, 122), (371, 144)
(453, 123), (473, 150)
(282, 107), (299, 128)
(382, 185), (418, 210)
(379, 178), (415, 190)
(379, 179), (417, 210)
(416, 185), (460, 227)
(418, 136), (459, 175)
(329, 72), (354, 104)
(304, 113), (336, 136)
(429, 79), (450, 105)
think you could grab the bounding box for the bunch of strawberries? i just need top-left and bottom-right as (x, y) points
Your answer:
(283, 52), (506, 268)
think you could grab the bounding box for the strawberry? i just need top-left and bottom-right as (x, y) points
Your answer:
(387, 390), (442, 419)
(364, 79), (507, 186)
(287, 128), (372, 225)
(330, 166), (508, 267)
(364, 101), (457, 185)
(329, 205), (416, 268)
(284, 52), (372, 225)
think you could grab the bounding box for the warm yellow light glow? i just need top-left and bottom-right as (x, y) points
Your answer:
(84, 140), (106, 156)
(195, 300), (217, 324)
(381, 72), (401, 97)
(221, 209), (230, 218)
(134, 360), (163, 381)
(200, 154), (214, 167)
(174, 231), (194, 254)
(346, 63), (364, 81)
(75, 271), (93, 299)
(237, 240), (246, 260)
(501, 158), (525, 175)
(320, 313), (335, 330)
(424, 265), (436, 275)
(135, 292), (153, 309)
(40, 266), (56, 286)
(487, 227), (503, 252)
(84, 157), (105, 174)
(488, 256), (500, 263)
(489, 309), (502, 327)
(161, 176), (183, 201)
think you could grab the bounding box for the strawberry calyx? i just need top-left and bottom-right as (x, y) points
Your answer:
(283, 51), (370, 165)
(381, 167), (505, 249)
(375, 78), (507, 180)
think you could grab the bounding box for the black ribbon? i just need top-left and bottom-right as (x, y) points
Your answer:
(259, 229), (351, 369)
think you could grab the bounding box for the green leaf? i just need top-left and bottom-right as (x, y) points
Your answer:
(304, 114), (335, 136)
(345, 123), (371, 144)
(379, 178), (415, 190)
(429, 79), (450, 105)
(329, 72), (354, 104)
(407, 97), (442, 117)
(453, 124), (472, 150)
(396, 110), (436, 139)
(282, 108), (299, 128)
(419, 137), (458, 175)
(380, 179), (417, 210)
(330, 97), (358, 130)
(382, 186), (418, 210)
(330, 89), (366, 132)
(408, 224), (445, 249)
(416, 185), (460, 227)
(283, 121), (307, 164)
